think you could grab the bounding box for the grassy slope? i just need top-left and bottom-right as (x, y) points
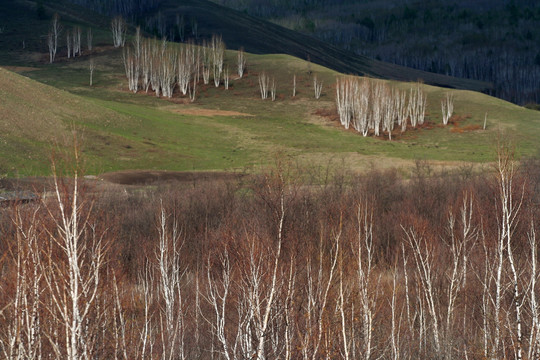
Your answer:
(0, 1), (539, 177)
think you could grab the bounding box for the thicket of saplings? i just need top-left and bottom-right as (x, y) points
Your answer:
(2, 152), (540, 359)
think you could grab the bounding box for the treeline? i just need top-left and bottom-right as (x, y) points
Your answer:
(2, 151), (540, 358)
(66, 0), (161, 18)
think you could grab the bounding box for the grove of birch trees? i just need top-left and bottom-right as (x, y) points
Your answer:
(122, 30), (229, 101)
(336, 77), (427, 139)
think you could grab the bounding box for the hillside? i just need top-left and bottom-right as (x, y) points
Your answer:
(0, 0), (539, 178)
(1, 45), (539, 178)
(141, 0), (491, 92)
(0, 0), (490, 93)
(0, 66), (144, 175)
(209, 0), (540, 104)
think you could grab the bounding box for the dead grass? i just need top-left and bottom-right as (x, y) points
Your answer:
(1, 66), (40, 72)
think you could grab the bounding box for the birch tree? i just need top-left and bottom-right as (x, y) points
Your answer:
(41, 161), (109, 360)
(237, 47), (246, 78)
(442, 194), (477, 358)
(0, 205), (43, 360)
(259, 71), (269, 100)
(86, 28), (93, 51)
(298, 228), (340, 360)
(527, 223), (540, 359)
(73, 26), (81, 56)
(89, 58), (95, 86)
(204, 251), (236, 360)
(313, 75), (323, 99)
(66, 30), (72, 59)
(224, 67), (230, 90)
(354, 204), (379, 359)
(47, 14), (61, 63)
(270, 76), (276, 101)
(111, 16), (126, 48)
(403, 227), (442, 356)
(441, 93), (454, 125)
(497, 145), (525, 360)
(155, 204), (187, 360)
(211, 34), (225, 87)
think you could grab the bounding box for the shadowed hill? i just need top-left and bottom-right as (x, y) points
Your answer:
(1, 0), (490, 93)
(152, 0), (491, 92)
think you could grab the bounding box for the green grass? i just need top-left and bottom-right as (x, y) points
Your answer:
(0, 1), (539, 177)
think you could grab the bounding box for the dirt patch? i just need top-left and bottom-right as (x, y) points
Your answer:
(1, 66), (40, 73)
(100, 170), (245, 185)
(168, 108), (255, 117)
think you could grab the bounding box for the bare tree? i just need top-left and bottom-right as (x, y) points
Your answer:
(111, 16), (126, 48)
(270, 76), (276, 101)
(259, 71), (269, 100)
(41, 160), (109, 359)
(139, 39), (149, 92)
(224, 67), (230, 90)
(155, 204), (187, 359)
(389, 261), (402, 360)
(313, 75), (323, 99)
(0, 205), (43, 360)
(160, 47), (177, 98)
(86, 28), (93, 51)
(204, 251), (235, 360)
(66, 30), (72, 59)
(189, 77), (197, 102)
(292, 74), (296, 97)
(441, 93), (454, 125)
(336, 76), (353, 130)
(123, 47), (138, 93)
(253, 185), (286, 359)
(408, 84), (427, 127)
(359, 204), (379, 359)
(73, 26), (82, 56)
(133, 26), (142, 63)
(237, 47), (246, 78)
(297, 228), (340, 360)
(211, 34), (225, 88)
(371, 81), (384, 137)
(527, 223), (540, 359)
(136, 263), (156, 359)
(355, 80), (370, 136)
(47, 14), (61, 63)
(403, 227), (442, 356)
(395, 89), (408, 132)
(89, 58), (95, 86)
(383, 87), (397, 140)
(497, 145), (525, 360)
(178, 44), (193, 95)
(202, 65), (210, 85)
(442, 194), (477, 357)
